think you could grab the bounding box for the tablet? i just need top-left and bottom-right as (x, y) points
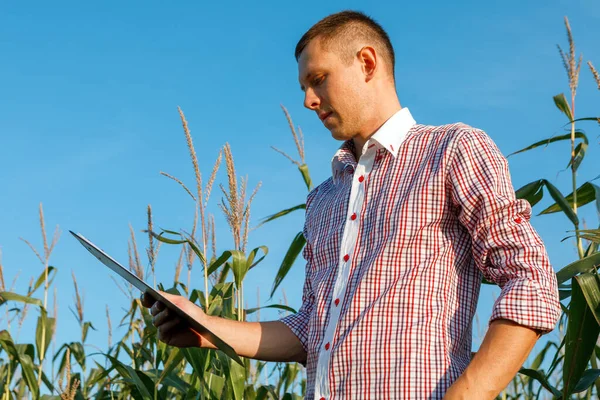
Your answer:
(70, 230), (242, 365)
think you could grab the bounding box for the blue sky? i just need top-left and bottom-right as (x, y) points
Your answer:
(1, 0), (599, 373)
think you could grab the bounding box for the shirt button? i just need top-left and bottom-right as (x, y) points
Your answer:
(334, 298), (340, 306)
(514, 217), (523, 223)
(320, 398), (326, 400)
(350, 213), (357, 220)
(324, 342), (330, 350)
(343, 254), (350, 262)
(358, 175), (365, 183)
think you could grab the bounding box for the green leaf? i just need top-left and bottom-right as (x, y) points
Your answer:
(508, 131), (587, 157)
(563, 276), (600, 397)
(566, 117), (600, 125)
(105, 354), (153, 399)
(151, 232), (187, 245)
(530, 341), (557, 371)
(245, 304), (297, 315)
(299, 164), (312, 191)
(185, 237), (207, 268)
(566, 141), (588, 172)
(207, 251), (233, 276)
(35, 309), (56, 363)
(579, 229), (600, 244)
(181, 347), (207, 380)
(32, 266), (57, 294)
(515, 180), (545, 207)
(556, 252), (600, 284)
(82, 321), (96, 343)
(229, 250), (249, 289)
(540, 182), (600, 216)
(518, 368), (561, 397)
(207, 372), (226, 399)
(158, 347), (184, 386)
(247, 246), (268, 270)
(554, 93), (574, 121)
(149, 230), (206, 266)
(0, 292), (43, 308)
(0, 330), (39, 400)
(228, 358), (246, 400)
(259, 204), (306, 226)
(576, 273), (600, 326)
(270, 231), (306, 299)
(541, 179), (579, 226)
(573, 368), (600, 393)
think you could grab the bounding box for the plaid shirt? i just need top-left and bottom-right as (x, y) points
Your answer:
(280, 108), (560, 399)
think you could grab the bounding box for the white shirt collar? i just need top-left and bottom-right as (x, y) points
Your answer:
(331, 107), (416, 177)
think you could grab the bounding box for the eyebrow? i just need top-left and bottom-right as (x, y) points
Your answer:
(299, 72), (315, 92)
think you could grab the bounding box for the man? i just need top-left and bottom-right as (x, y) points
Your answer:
(142, 10), (561, 399)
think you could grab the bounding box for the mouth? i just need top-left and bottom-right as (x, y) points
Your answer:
(319, 112), (333, 122)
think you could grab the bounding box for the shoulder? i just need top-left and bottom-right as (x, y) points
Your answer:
(409, 122), (488, 142)
(409, 122), (498, 155)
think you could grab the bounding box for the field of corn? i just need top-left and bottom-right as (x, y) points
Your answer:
(1, 17), (600, 400)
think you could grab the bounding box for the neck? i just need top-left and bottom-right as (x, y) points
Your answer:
(352, 96), (402, 160)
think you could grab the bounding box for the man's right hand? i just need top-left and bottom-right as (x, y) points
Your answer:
(140, 290), (307, 364)
(141, 291), (211, 349)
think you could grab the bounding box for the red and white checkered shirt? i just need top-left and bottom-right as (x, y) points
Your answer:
(280, 108), (560, 399)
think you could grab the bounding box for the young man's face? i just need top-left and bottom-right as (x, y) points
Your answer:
(298, 38), (368, 141)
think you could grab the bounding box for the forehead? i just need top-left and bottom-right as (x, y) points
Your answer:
(297, 39), (340, 83)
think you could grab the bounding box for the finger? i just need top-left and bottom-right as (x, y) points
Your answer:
(158, 316), (182, 334)
(153, 308), (172, 327)
(151, 301), (166, 317)
(141, 292), (156, 308)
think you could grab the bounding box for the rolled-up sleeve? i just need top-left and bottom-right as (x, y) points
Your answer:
(448, 128), (561, 333)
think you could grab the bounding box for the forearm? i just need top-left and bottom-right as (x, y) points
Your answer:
(201, 316), (307, 364)
(444, 319), (540, 399)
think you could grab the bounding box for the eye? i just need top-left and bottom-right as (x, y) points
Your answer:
(313, 75), (325, 86)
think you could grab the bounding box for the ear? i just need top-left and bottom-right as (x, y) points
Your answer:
(357, 46), (377, 82)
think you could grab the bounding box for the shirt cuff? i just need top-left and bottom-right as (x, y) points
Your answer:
(489, 277), (561, 334)
(280, 311), (310, 364)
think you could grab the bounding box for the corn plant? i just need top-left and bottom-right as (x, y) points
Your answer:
(498, 16), (600, 400)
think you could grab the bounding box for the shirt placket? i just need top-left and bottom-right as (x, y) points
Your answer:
(314, 143), (377, 400)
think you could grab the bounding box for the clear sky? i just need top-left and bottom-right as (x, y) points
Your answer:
(1, 0), (599, 371)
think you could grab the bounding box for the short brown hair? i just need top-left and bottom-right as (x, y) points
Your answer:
(295, 11), (395, 81)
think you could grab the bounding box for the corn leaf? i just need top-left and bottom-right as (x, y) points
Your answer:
(35, 309), (56, 363)
(573, 368), (600, 393)
(563, 276), (600, 397)
(270, 231), (306, 299)
(508, 131), (587, 157)
(299, 164), (312, 191)
(259, 204), (306, 226)
(245, 304), (297, 315)
(566, 141), (588, 171)
(540, 182), (600, 216)
(576, 273), (600, 326)
(32, 266), (57, 294)
(554, 93), (574, 121)
(228, 358), (246, 400)
(207, 251), (233, 276)
(229, 250), (248, 289)
(0, 330), (39, 399)
(106, 354), (154, 399)
(541, 179), (579, 226)
(247, 246), (268, 270)
(556, 252), (600, 284)
(0, 292), (43, 308)
(515, 180), (545, 207)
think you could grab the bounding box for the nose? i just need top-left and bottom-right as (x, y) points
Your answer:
(303, 88), (320, 111)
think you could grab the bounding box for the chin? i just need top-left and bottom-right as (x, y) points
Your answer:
(329, 128), (348, 141)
